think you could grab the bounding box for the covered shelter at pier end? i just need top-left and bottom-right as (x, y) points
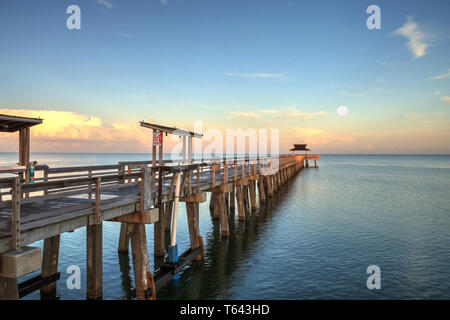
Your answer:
(289, 144), (310, 156)
(289, 143), (319, 168)
(0, 114), (43, 183)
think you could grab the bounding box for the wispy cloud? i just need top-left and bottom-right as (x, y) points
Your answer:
(224, 72), (284, 79)
(160, 0), (168, 4)
(97, 0), (113, 9)
(429, 68), (450, 80)
(402, 112), (447, 124)
(226, 111), (260, 120)
(338, 90), (364, 97)
(117, 32), (135, 38)
(441, 96), (450, 104)
(394, 16), (428, 59)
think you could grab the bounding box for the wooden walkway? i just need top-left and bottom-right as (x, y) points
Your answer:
(0, 154), (318, 300)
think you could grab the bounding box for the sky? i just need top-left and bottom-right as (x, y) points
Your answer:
(0, 0), (450, 154)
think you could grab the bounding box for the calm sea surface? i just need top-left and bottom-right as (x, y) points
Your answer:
(1, 153), (450, 299)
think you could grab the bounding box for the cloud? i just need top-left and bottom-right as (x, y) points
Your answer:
(224, 72), (284, 79)
(402, 112), (447, 124)
(429, 68), (450, 80)
(97, 0), (113, 9)
(160, 0), (168, 4)
(338, 90), (364, 97)
(117, 32), (135, 38)
(226, 111), (260, 120)
(394, 16), (428, 59)
(0, 109), (157, 153)
(441, 96), (450, 104)
(264, 105), (327, 119)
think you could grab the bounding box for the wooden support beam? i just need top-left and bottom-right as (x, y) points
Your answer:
(180, 192), (207, 203)
(217, 193), (229, 237)
(212, 191), (221, 220)
(118, 222), (130, 253)
(109, 208), (159, 224)
(209, 183), (232, 193)
(235, 185), (245, 221)
(94, 177), (101, 225)
(186, 203), (202, 260)
(229, 183), (235, 211)
(0, 277), (18, 300)
(234, 178), (248, 186)
(258, 177), (266, 204)
(40, 235), (60, 293)
(164, 200), (173, 232)
(154, 203), (165, 257)
(249, 180), (257, 211)
(86, 223), (102, 300)
(130, 224), (151, 300)
(265, 175), (273, 197)
(242, 185), (250, 214)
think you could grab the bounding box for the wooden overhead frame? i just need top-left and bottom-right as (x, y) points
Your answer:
(0, 114), (43, 183)
(139, 121), (203, 165)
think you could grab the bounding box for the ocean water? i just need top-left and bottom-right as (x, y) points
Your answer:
(2, 153), (450, 299)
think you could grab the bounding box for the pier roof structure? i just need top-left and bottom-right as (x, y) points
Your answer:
(0, 114), (43, 180)
(139, 121), (202, 138)
(289, 144), (310, 152)
(0, 114), (42, 132)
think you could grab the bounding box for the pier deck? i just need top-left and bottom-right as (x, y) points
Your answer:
(0, 154), (318, 299)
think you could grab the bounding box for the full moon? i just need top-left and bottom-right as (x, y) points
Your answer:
(337, 105), (349, 117)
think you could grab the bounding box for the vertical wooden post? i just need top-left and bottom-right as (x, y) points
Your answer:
(40, 235), (60, 293)
(118, 222), (130, 253)
(164, 200), (173, 232)
(249, 180), (257, 211)
(186, 202), (202, 259)
(258, 177), (266, 204)
(154, 202), (165, 257)
(11, 178), (20, 250)
(118, 164), (129, 253)
(229, 183), (235, 211)
(154, 131), (165, 257)
(130, 224), (152, 300)
(265, 176), (273, 197)
(86, 223), (102, 300)
(213, 192), (221, 220)
(217, 192), (229, 237)
(242, 185), (249, 213)
(235, 185), (245, 221)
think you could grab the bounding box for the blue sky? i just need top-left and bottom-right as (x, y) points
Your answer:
(0, 0), (449, 153)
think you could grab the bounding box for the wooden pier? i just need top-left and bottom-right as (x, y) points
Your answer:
(0, 116), (319, 300)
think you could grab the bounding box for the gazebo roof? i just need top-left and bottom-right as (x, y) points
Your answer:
(0, 114), (43, 132)
(289, 144), (310, 151)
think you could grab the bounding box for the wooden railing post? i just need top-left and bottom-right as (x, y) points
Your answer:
(11, 178), (21, 250)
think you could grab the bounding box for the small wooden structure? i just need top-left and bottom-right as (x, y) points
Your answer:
(0, 114), (43, 183)
(290, 144), (319, 168)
